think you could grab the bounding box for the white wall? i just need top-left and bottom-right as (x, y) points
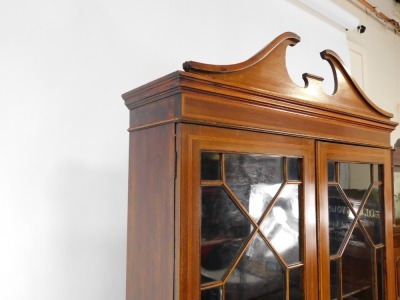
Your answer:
(0, 1), (353, 299)
(335, 0), (400, 144)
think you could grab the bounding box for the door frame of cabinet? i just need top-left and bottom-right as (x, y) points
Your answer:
(176, 124), (396, 299)
(177, 123), (317, 299)
(317, 141), (395, 299)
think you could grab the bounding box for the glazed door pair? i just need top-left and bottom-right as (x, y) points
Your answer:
(180, 124), (392, 300)
(317, 142), (392, 300)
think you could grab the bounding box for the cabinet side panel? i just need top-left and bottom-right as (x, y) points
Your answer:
(126, 124), (175, 300)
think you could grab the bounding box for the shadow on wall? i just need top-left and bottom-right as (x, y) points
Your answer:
(46, 162), (127, 299)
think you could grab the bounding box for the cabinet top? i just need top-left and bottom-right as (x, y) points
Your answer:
(122, 32), (397, 147)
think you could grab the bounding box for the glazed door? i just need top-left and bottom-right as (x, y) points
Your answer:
(317, 142), (395, 300)
(179, 124), (318, 299)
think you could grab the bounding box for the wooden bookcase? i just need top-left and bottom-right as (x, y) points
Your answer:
(122, 32), (397, 299)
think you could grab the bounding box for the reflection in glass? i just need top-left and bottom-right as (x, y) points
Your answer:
(360, 186), (383, 245)
(339, 163), (370, 215)
(201, 187), (251, 284)
(377, 247), (385, 299)
(342, 223), (373, 299)
(339, 162), (370, 190)
(373, 165), (380, 183)
(247, 183), (281, 223)
(288, 157), (301, 181)
(328, 186), (355, 255)
(327, 160), (385, 299)
(260, 184), (300, 265)
(201, 287), (221, 300)
(330, 259), (339, 300)
(201, 152), (221, 180)
(225, 154), (283, 222)
(226, 233), (285, 299)
(328, 161), (336, 182)
(290, 266), (303, 299)
(201, 152), (304, 298)
(341, 190), (364, 215)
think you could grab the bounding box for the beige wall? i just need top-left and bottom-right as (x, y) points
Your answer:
(335, 0), (400, 145)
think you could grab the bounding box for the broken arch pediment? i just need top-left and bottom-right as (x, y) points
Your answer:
(183, 32), (392, 121)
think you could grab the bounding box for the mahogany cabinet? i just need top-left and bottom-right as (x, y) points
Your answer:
(122, 32), (397, 299)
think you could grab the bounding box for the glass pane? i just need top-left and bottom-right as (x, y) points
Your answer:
(201, 152), (221, 180)
(287, 157), (301, 181)
(226, 233), (285, 299)
(328, 160), (384, 300)
(394, 170), (400, 220)
(225, 154), (284, 222)
(342, 223), (373, 299)
(328, 161), (336, 182)
(330, 259), (339, 300)
(372, 164), (380, 183)
(289, 266), (303, 299)
(260, 184), (300, 265)
(360, 185), (383, 244)
(201, 187), (252, 284)
(339, 163), (371, 215)
(201, 287), (221, 300)
(377, 248), (385, 300)
(343, 189), (365, 215)
(328, 185), (355, 255)
(339, 162), (370, 190)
